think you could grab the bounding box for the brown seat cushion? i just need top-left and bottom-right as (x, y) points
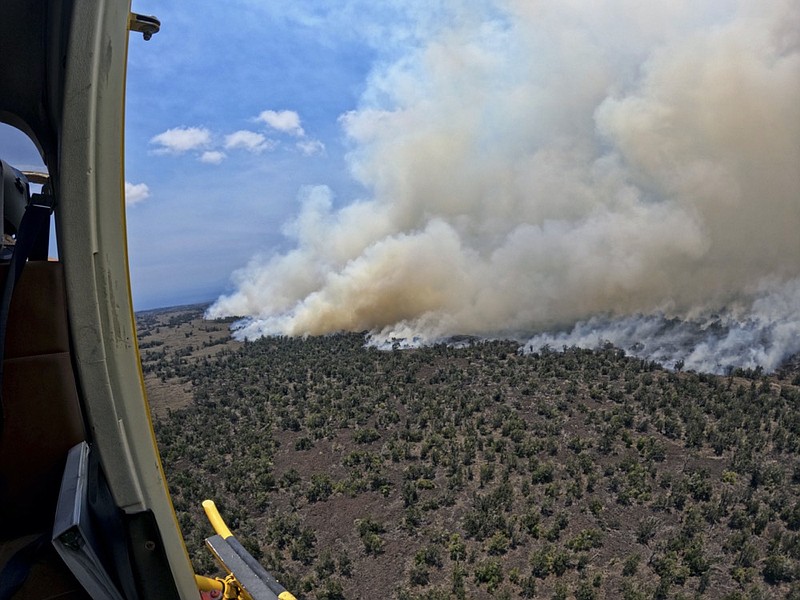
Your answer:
(0, 261), (85, 539)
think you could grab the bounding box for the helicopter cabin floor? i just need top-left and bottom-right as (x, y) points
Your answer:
(0, 534), (89, 599)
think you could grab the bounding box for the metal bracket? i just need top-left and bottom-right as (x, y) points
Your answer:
(129, 13), (160, 40)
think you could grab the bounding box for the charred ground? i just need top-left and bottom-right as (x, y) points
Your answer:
(137, 305), (800, 599)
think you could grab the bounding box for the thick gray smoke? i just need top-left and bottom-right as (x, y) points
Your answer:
(208, 0), (800, 373)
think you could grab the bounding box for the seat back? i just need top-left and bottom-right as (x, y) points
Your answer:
(0, 261), (85, 538)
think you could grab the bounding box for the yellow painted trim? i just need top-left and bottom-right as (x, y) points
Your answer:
(202, 499), (234, 539)
(278, 592), (298, 600)
(195, 574), (224, 592)
(120, 7), (195, 576)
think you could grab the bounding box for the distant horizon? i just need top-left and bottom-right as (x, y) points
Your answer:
(134, 299), (214, 314)
(149, 298), (799, 378)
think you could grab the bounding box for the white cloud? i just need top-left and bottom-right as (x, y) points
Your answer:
(256, 110), (305, 137)
(296, 139), (325, 156)
(125, 181), (150, 206)
(224, 130), (271, 153)
(200, 151), (226, 164)
(150, 126), (211, 154)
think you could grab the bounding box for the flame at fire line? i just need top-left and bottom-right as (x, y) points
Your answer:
(208, 0), (800, 374)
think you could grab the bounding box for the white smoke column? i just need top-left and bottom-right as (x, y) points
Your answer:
(209, 0), (800, 371)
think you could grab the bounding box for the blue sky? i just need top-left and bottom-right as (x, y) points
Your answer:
(0, 1), (392, 308)
(122, 1), (392, 309)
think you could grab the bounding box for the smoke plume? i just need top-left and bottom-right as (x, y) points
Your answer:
(208, 0), (800, 373)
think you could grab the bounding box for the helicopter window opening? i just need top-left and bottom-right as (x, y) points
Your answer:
(0, 123), (57, 260)
(0, 123), (45, 172)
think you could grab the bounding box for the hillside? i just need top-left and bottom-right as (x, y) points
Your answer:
(137, 305), (800, 599)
